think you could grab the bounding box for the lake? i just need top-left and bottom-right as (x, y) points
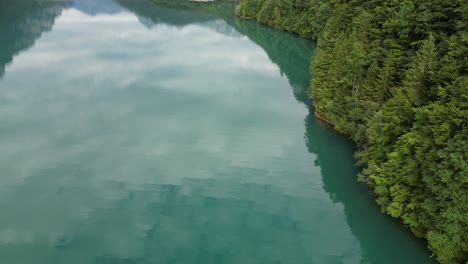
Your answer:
(0, 0), (435, 263)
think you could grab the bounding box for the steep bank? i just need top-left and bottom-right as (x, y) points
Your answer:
(236, 0), (468, 263)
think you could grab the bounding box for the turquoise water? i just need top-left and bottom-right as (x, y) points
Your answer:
(0, 0), (434, 263)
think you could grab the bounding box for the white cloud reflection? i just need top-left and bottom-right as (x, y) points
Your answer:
(58, 9), (138, 23)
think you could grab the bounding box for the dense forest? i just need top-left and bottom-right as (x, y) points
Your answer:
(235, 0), (467, 263)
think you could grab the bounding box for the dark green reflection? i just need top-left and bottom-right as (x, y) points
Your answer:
(0, 0), (70, 78)
(117, 0), (216, 27)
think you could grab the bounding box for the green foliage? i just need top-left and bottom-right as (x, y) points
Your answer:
(237, 0), (468, 263)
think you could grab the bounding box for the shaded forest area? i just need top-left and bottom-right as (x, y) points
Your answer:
(236, 0), (468, 263)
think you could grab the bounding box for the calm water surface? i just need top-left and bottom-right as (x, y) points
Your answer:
(0, 0), (435, 263)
